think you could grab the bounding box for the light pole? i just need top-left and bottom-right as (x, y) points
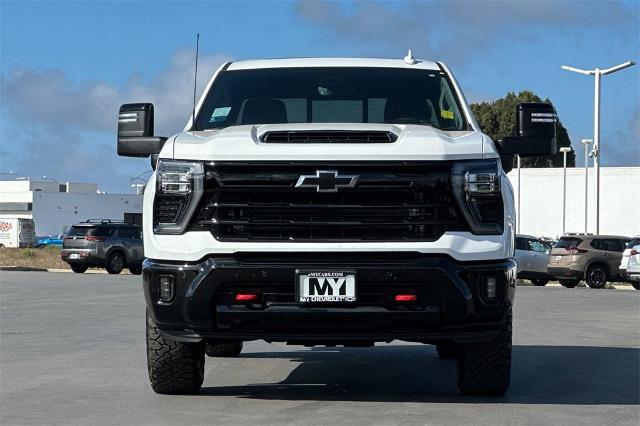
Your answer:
(581, 139), (593, 233)
(516, 155), (521, 233)
(561, 60), (636, 235)
(560, 147), (572, 235)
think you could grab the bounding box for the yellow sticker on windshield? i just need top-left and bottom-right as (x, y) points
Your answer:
(441, 110), (454, 120)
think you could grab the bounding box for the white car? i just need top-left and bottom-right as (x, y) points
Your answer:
(515, 234), (553, 286)
(117, 55), (559, 396)
(619, 237), (640, 271)
(625, 247), (640, 290)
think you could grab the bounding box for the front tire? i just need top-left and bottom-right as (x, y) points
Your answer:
(531, 278), (548, 286)
(205, 341), (243, 357)
(586, 265), (608, 289)
(70, 264), (88, 273)
(106, 252), (124, 274)
(146, 312), (205, 394)
(128, 264), (142, 275)
(436, 342), (458, 359)
(559, 279), (579, 288)
(457, 308), (512, 396)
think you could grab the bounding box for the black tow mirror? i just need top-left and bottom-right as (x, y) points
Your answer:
(117, 103), (167, 157)
(497, 103), (558, 158)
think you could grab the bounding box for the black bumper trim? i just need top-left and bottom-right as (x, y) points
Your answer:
(143, 253), (516, 343)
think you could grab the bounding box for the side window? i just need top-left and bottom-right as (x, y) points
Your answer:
(94, 227), (114, 238)
(528, 239), (548, 253)
(515, 238), (528, 251)
(592, 239), (620, 252)
(119, 227), (137, 239)
(590, 239), (603, 250)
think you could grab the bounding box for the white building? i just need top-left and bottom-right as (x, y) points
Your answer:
(508, 166), (639, 238)
(0, 179), (142, 235)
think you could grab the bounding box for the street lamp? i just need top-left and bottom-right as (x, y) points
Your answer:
(561, 60), (636, 235)
(560, 147), (573, 235)
(581, 139), (593, 233)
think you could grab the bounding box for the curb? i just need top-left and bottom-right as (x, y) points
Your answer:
(0, 266), (48, 272)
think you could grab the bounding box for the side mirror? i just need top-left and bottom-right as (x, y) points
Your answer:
(496, 103), (558, 158)
(117, 103), (167, 157)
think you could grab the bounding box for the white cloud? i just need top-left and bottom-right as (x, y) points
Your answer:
(2, 49), (231, 136)
(1, 49), (230, 191)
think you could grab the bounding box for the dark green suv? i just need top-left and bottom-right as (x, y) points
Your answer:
(61, 220), (144, 274)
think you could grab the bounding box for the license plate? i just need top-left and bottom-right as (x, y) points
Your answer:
(69, 253), (80, 259)
(297, 271), (356, 303)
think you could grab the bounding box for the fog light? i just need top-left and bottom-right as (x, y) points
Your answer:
(159, 275), (174, 302)
(485, 276), (497, 300)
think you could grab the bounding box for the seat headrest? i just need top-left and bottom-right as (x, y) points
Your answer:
(241, 98), (287, 124)
(384, 97), (430, 123)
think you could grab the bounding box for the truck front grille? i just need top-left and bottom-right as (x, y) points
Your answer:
(192, 162), (469, 242)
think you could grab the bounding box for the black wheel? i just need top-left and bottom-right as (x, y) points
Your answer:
(106, 252), (124, 275)
(457, 308), (512, 396)
(631, 281), (640, 290)
(559, 279), (579, 288)
(205, 341), (243, 357)
(70, 264), (88, 273)
(531, 278), (548, 286)
(586, 265), (607, 289)
(436, 342), (458, 359)
(128, 264), (142, 275)
(146, 311), (205, 394)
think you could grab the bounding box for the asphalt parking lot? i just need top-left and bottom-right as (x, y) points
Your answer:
(1, 271), (639, 425)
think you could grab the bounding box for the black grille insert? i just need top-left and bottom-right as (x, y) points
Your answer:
(261, 131), (397, 144)
(192, 162), (469, 242)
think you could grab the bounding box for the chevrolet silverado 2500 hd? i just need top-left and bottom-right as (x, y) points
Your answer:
(117, 56), (558, 395)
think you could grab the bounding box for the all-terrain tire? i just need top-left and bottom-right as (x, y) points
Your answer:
(106, 252), (124, 275)
(559, 279), (579, 288)
(586, 264), (607, 289)
(146, 312), (205, 394)
(457, 308), (512, 396)
(436, 342), (458, 359)
(70, 264), (88, 273)
(205, 341), (243, 357)
(128, 264), (143, 275)
(531, 278), (548, 286)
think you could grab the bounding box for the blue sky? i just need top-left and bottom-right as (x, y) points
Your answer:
(1, 0), (638, 193)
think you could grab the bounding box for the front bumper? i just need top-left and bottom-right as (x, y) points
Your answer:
(143, 253), (516, 344)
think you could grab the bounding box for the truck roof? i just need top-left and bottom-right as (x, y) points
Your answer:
(227, 57), (441, 71)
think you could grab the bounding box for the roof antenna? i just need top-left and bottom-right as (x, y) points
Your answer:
(404, 49), (416, 65)
(191, 33), (200, 130)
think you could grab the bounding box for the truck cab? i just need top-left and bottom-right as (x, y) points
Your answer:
(117, 56), (558, 396)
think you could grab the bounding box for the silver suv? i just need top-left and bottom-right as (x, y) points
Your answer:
(61, 220), (144, 274)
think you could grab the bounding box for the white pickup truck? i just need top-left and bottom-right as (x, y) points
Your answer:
(117, 55), (558, 396)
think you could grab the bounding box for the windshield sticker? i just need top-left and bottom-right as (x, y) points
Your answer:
(210, 107), (231, 122)
(441, 110), (454, 120)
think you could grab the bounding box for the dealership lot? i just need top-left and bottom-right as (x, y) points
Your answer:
(1, 271), (638, 425)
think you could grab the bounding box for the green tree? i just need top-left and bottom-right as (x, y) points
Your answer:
(470, 91), (575, 167)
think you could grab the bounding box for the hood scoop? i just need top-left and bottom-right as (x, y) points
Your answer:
(260, 130), (398, 144)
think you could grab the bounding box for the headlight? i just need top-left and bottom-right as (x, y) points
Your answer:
(154, 159), (204, 235)
(451, 159), (504, 235)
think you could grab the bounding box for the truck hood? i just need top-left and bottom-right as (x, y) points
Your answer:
(168, 123), (497, 161)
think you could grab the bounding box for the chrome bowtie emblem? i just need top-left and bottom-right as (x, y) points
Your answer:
(295, 170), (359, 192)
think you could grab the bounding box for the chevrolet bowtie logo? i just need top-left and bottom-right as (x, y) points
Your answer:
(295, 170), (359, 192)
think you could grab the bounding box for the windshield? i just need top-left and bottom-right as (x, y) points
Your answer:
(195, 67), (468, 131)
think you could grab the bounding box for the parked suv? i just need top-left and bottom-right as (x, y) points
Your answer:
(61, 220), (144, 274)
(117, 56), (559, 396)
(515, 234), (552, 286)
(619, 237), (640, 272)
(548, 234), (631, 288)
